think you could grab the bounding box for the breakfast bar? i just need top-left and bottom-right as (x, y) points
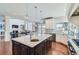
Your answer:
(12, 34), (56, 55)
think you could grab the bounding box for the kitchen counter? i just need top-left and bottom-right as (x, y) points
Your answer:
(12, 34), (55, 55)
(12, 34), (52, 48)
(68, 39), (79, 55)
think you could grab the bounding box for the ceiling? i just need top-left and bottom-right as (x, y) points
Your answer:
(0, 3), (71, 20)
(69, 4), (79, 26)
(70, 16), (79, 26)
(72, 7), (79, 16)
(0, 3), (27, 19)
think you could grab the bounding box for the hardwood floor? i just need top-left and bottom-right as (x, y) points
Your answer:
(48, 42), (69, 55)
(0, 40), (4, 55)
(4, 41), (12, 55)
(0, 41), (12, 55)
(0, 41), (69, 55)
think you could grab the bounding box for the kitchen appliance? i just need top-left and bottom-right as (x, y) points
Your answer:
(68, 41), (77, 55)
(73, 39), (79, 47)
(11, 25), (19, 38)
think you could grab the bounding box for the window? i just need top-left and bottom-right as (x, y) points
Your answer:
(56, 23), (63, 31)
(25, 22), (33, 31)
(28, 22), (32, 31)
(56, 24), (63, 28)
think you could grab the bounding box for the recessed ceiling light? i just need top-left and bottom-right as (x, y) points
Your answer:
(64, 9), (66, 11)
(34, 6), (37, 8)
(24, 16), (29, 19)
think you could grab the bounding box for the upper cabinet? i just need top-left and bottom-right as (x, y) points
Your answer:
(45, 19), (54, 29)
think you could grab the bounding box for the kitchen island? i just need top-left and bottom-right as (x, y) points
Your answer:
(12, 34), (56, 55)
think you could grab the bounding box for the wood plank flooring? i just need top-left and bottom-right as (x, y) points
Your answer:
(48, 42), (69, 55)
(0, 41), (12, 55)
(0, 41), (69, 55)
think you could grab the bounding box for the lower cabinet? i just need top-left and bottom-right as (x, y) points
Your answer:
(12, 41), (22, 55)
(34, 41), (47, 55)
(12, 40), (30, 55)
(20, 45), (29, 55)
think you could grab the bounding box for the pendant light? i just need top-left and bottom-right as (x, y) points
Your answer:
(24, 4), (29, 31)
(34, 6), (38, 22)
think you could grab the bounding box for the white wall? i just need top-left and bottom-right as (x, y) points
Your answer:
(9, 19), (24, 32)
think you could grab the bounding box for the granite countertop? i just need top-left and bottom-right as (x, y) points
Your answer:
(12, 34), (51, 48)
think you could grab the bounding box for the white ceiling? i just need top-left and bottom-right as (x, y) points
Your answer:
(70, 16), (79, 26)
(0, 3), (70, 20)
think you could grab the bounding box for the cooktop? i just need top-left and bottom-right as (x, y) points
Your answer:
(72, 39), (79, 48)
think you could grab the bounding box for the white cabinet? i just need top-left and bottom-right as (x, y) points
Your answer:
(45, 19), (54, 29)
(56, 34), (68, 45)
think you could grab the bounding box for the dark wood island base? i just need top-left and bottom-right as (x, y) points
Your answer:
(12, 34), (56, 55)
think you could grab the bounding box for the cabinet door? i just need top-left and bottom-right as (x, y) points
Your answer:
(35, 42), (45, 55)
(21, 45), (29, 55)
(52, 34), (56, 42)
(45, 19), (54, 29)
(12, 41), (22, 55)
(56, 34), (67, 45)
(35, 44), (43, 55)
(46, 39), (51, 52)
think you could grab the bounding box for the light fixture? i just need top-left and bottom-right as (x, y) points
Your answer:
(24, 15), (29, 20)
(40, 10), (43, 20)
(34, 6), (38, 21)
(64, 9), (66, 11)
